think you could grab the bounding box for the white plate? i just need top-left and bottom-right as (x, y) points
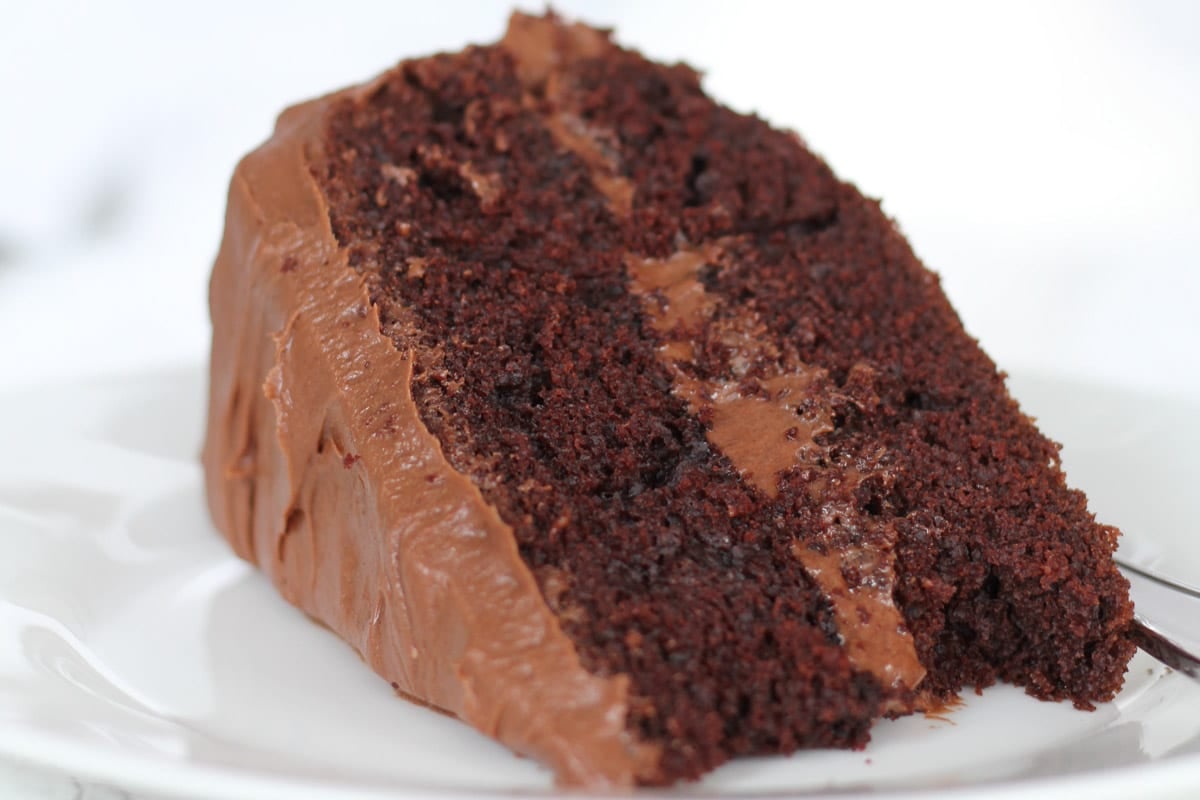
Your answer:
(1, 365), (1199, 800)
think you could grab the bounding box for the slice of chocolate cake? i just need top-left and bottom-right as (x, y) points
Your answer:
(202, 12), (1135, 788)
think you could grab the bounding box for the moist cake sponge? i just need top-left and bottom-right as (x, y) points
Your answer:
(203, 12), (1135, 787)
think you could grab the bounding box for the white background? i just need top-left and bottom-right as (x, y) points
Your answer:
(0, 1), (1197, 796)
(1, 0), (1197, 396)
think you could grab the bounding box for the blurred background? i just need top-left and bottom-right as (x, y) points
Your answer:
(0, 0), (1197, 394)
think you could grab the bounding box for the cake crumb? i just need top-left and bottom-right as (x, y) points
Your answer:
(380, 163), (417, 187)
(459, 162), (505, 212)
(407, 257), (428, 279)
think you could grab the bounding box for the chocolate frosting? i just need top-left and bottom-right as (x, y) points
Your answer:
(504, 13), (634, 216)
(201, 90), (659, 787)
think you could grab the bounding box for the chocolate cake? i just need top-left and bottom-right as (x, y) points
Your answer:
(202, 12), (1135, 788)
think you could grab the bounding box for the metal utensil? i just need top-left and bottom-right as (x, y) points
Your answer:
(1116, 557), (1200, 679)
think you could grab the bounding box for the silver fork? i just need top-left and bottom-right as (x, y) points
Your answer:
(1116, 557), (1200, 679)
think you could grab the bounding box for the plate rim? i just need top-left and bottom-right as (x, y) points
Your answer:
(4, 365), (1200, 799)
(4, 720), (1200, 800)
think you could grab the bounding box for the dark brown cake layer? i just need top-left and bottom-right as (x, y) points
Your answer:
(309, 12), (1133, 785)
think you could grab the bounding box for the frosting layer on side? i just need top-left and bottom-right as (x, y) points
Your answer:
(201, 93), (658, 788)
